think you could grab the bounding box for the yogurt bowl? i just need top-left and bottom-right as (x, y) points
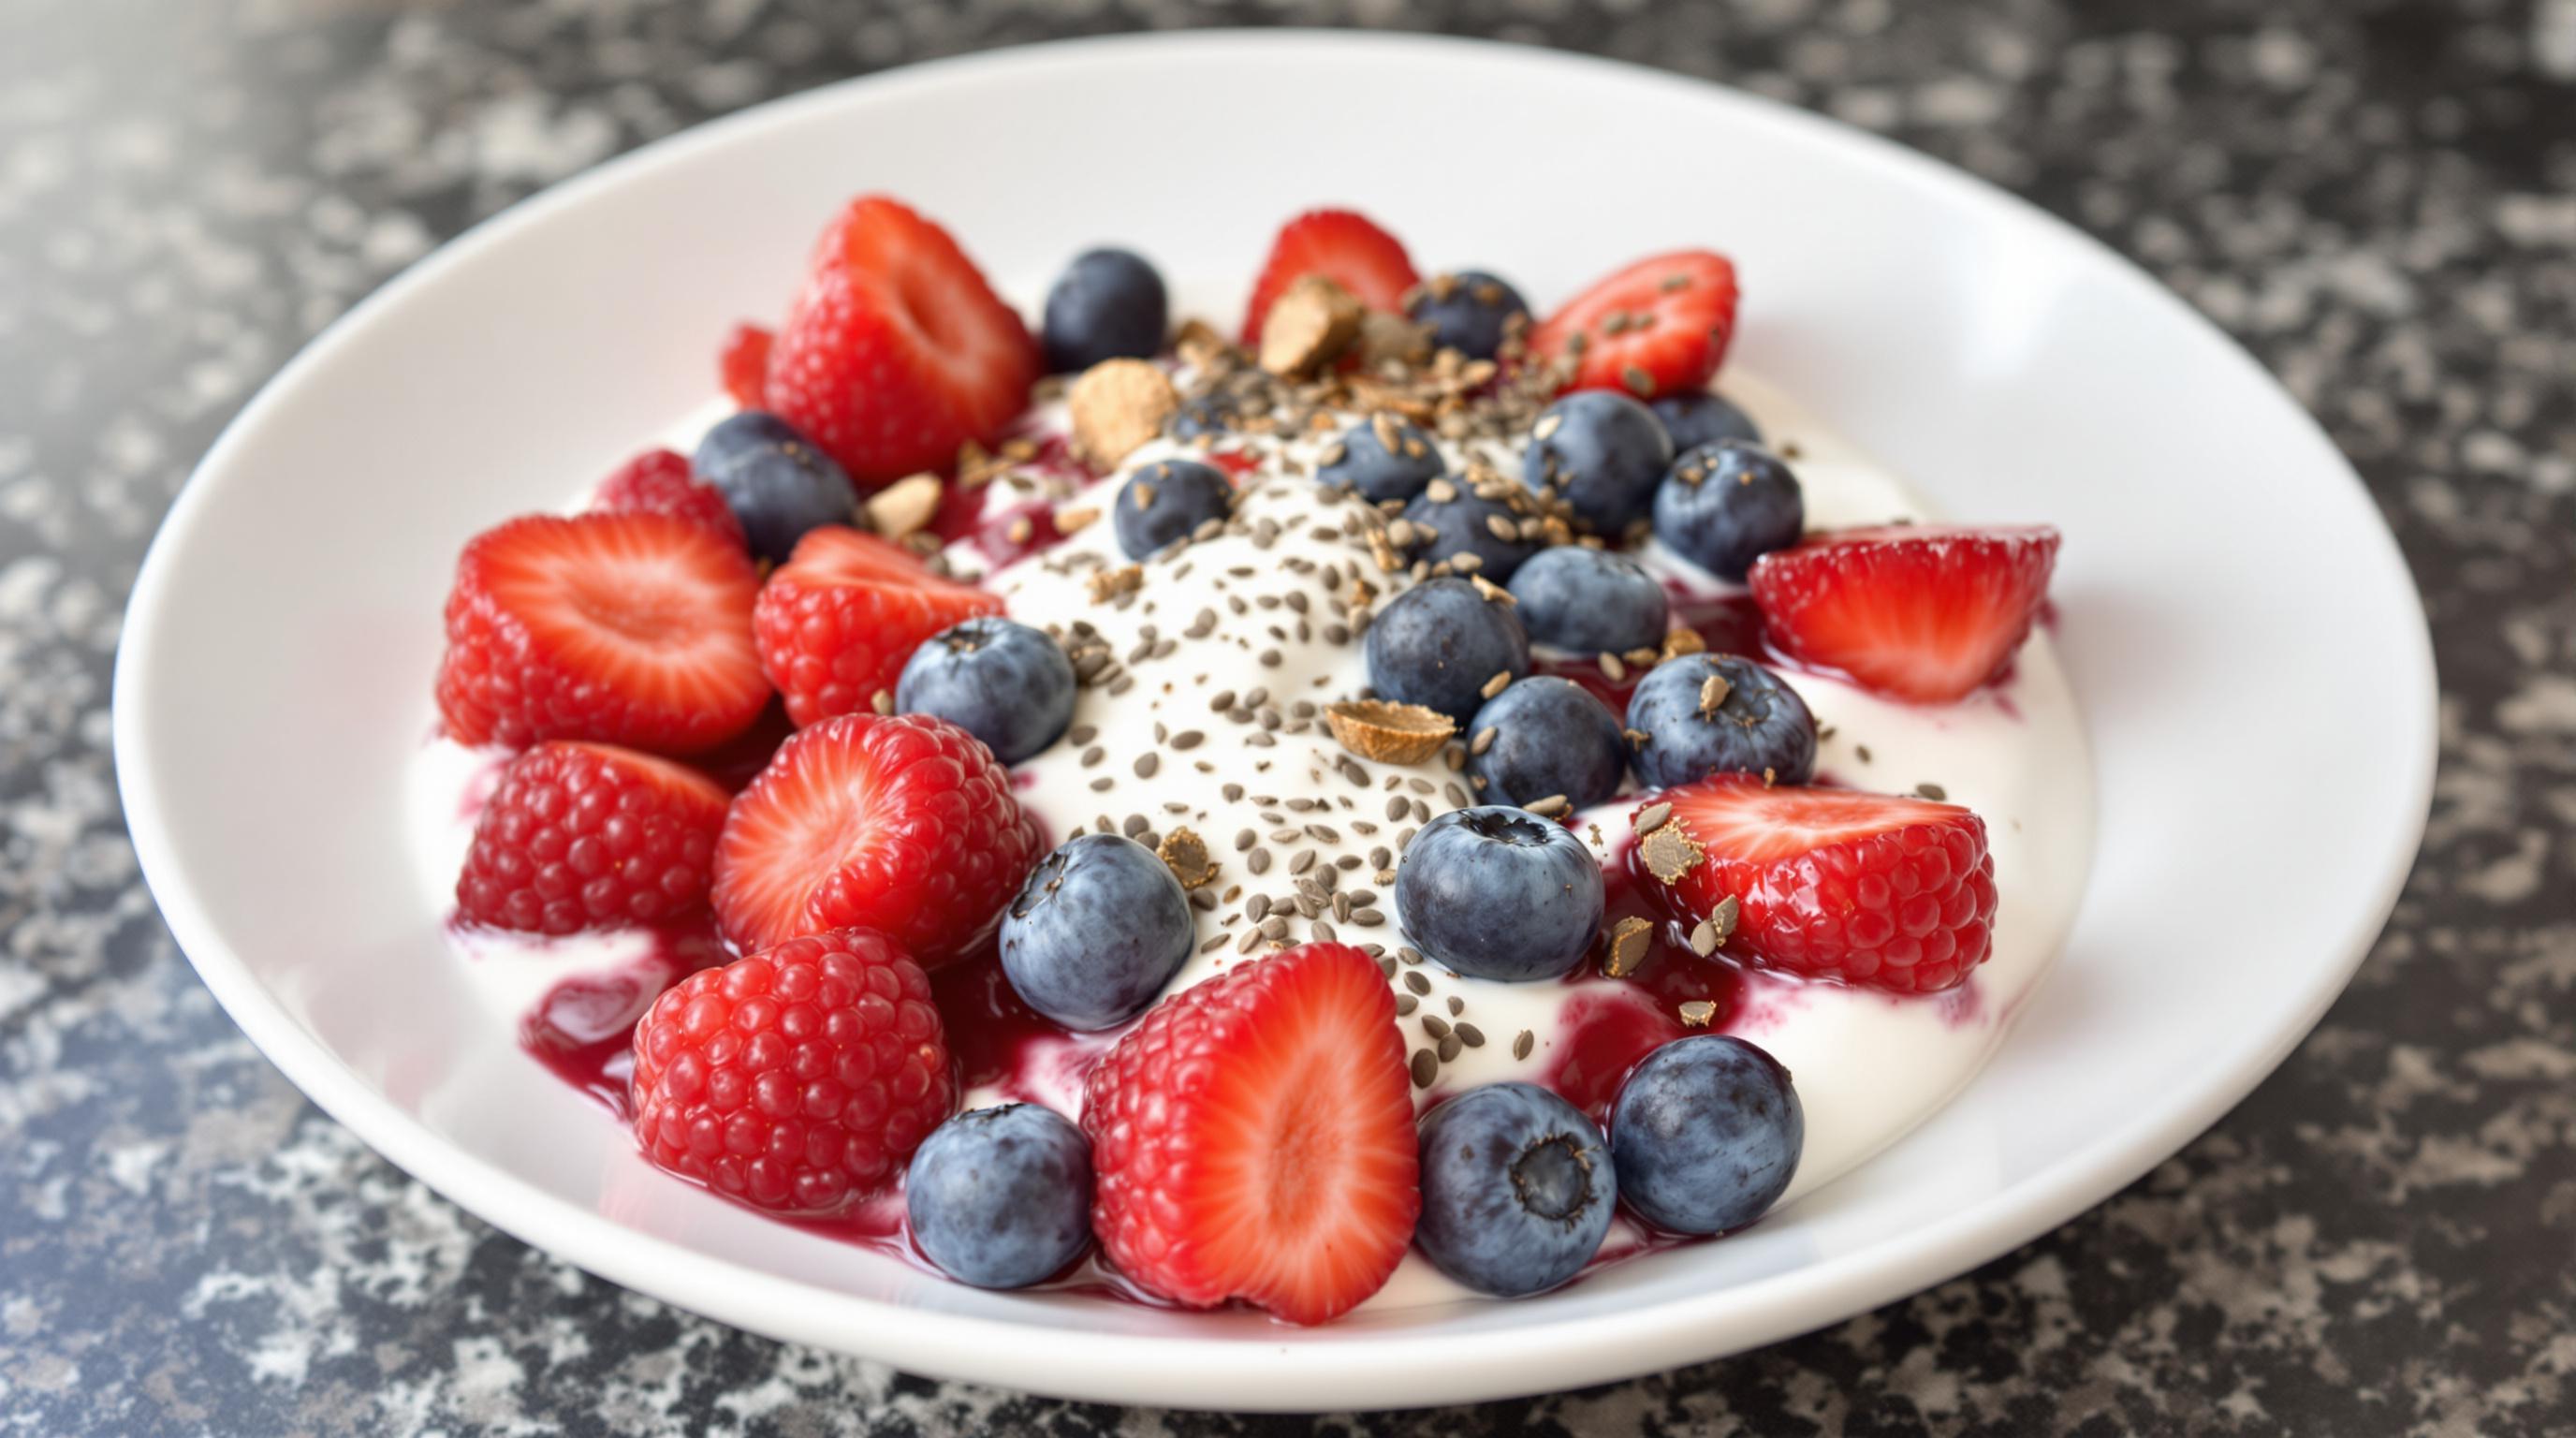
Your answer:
(115, 31), (2432, 1409)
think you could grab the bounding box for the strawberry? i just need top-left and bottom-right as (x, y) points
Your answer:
(457, 741), (730, 934)
(1631, 778), (1998, 994)
(752, 526), (1003, 726)
(1749, 524), (2060, 704)
(1081, 942), (1420, 1325)
(1528, 251), (1740, 400)
(718, 322), (773, 409)
(435, 511), (768, 756)
(1238, 209), (1421, 346)
(763, 196), (1040, 486)
(593, 448), (747, 550)
(710, 712), (1045, 963)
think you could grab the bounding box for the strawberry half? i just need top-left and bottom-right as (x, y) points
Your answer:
(753, 525), (1003, 726)
(1631, 778), (1998, 994)
(1528, 250), (1740, 400)
(763, 196), (1041, 486)
(1749, 524), (2060, 704)
(435, 511), (768, 756)
(1081, 942), (1419, 1325)
(1238, 209), (1421, 346)
(710, 712), (1045, 962)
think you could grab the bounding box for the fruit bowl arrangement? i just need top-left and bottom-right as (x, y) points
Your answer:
(415, 191), (2086, 1325)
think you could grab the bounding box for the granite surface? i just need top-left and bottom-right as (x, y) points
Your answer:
(4, 0), (2572, 1431)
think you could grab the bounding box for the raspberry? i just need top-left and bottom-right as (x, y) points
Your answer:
(710, 712), (1045, 962)
(718, 323), (773, 409)
(631, 928), (955, 1214)
(593, 448), (746, 550)
(456, 741), (729, 934)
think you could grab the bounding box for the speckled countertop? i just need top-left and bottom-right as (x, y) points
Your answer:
(4, 0), (2571, 1432)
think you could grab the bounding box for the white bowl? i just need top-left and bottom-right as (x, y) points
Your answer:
(113, 31), (2434, 1410)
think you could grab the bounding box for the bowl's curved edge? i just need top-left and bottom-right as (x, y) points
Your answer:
(110, 28), (2437, 1412)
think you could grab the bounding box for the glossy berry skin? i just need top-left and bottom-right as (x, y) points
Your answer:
(710, 712), (1046, 962)
(1396, 805), (1603, 983)
(1749, 525), (2061, 705)
(1610, 1034), (1802, 1235)
(906, 1104), (1094, 1289)
(754, 526), (1003, 726)
(1523, 390), (1676, 536)
(1650, 391), (1764, 453)
(1112, 459), (1233, 559)
(893, 617), (1076, 765)
(1625, 653), (1817, 788)
(718, 322), (772, 408)
(1398, 488), (1543, 582)
(1405, 270), (1529, 361)
(435, 510), (768, 756)
(1505, 546), (1669, 656)
(1415, 1083), (1617, 1297)
(630, 928), (955, 1216)
(1529, 250), (1739, 401)
(593, 448), (747, 550)
(1468, 677), (1628, 814)
(761, 195), (1040, 485)
(1238, 208), (1420, 346)
(1318, 417), (1443, 504)
(1081, 942), (1419, 1325)
(1042, 248), (1169, 374)
(1364, 577), (1531, 724)
(457, 742), (728, 934)
(1655, 442), (1805, 583)
(1634, 778), (1999, 992)
(692, 410), (861, 566)
(1000, 833), (1194, 1031)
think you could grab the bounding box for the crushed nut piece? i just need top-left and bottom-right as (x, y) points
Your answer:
(1088, 565), (1144, 603)
(1258, 275), (1365, 377)
(1156, 827), (1221, 890)
(1603, 916), (1654, 977)
(1325, 699), (1456, 765)
(1068, 359), (1178, 467)
(1055, 503), (1101, 535)
(1677, 1000), (1718, 1027)
(1638, 815), (1705, 885)
(863, 473), (944, 539)
(1698, 672), (1734, 717)
(1661, 627), (1707, 660)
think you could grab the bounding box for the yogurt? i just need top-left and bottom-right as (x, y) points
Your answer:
(404, 369), (2094, 1311)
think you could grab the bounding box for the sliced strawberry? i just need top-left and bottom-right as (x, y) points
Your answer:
(1528, 251), (1740, 400)
(710, 712), (1045, 962)
(1631, 778), (1998, 994)
(718, 322), (773, 409)
(593, 448), (747, 550)
(1749, 524), (2060, 703)
(763, 196), (1040, 486)
(1238, 209), (1421, 346)
(753, 526), (1003, 726)
(1081, 942), (1419, 1325)
(435, 511), (768, 755)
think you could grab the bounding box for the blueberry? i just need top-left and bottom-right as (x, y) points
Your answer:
(691, 410), (858, 565)
(1395, 805), (1602, 982)
(905, 1104), (1095, 1288)
(1164, 390), (1242, 440)
(1399, 489), (1543, 582)
(1610, 1035), (1802, 1235)
(1522, 391), (1675, 536)
(1319, 418), (1443, 504)
(1625, 653), (1817, 788)
(1505, 546), (1670, 655)
(1414, 1083), (1617, 1297)
(894, 617), (1076, 765)
(1468, 678), (1628, 814)
(1000, 832), (1194, 1030)
(1041, 248), (1168, 374)
(1364, 577), (1531, 724)
(1649, 391), (1764, 453)
(1112, 458), (1232, 559)
(1654, 442), (1804, 582)
(1405, 270), (1530, 362)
